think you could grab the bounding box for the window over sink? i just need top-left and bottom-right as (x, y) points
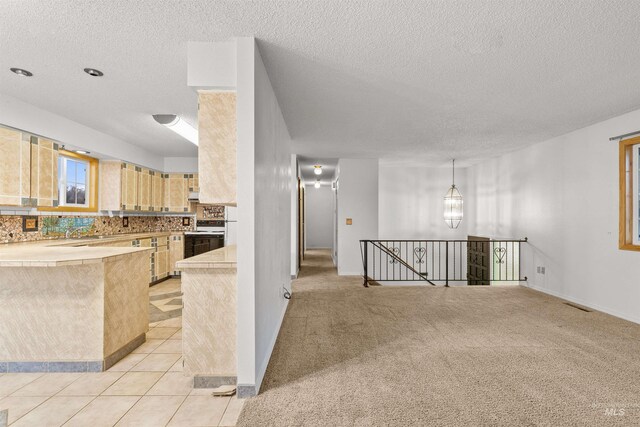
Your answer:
(59, 156), (89, 206)
(39, 149), (99, 213)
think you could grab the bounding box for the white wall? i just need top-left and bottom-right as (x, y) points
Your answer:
(467, 107), (640, 324)
(0, 93), (165, 170)
(236, 37), (257, 397)
(163, 157), (198, 173)
(305, 185), (334, 249)
(379, 166), (468, 240)
(336, 158), (379, 275)
(236, 38), (292, 397)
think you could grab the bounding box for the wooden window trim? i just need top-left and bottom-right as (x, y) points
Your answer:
(619, 136), (640, 251)
(38, 150), (99, 213)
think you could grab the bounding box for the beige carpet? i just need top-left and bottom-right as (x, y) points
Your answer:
(237, 249), (640, 426)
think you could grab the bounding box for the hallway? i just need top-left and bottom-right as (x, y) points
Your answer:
(237, 249), (640, 426)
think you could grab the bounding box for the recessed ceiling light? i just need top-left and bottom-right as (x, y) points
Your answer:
(10, 68), (33, 77)
(84, 68), (104, 77)
(152, 114), (199, 146)
(75, 150), (90, 155)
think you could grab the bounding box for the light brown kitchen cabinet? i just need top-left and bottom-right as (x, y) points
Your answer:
(188, 173), (199, 193)
(138, 168), (153, 212)
(169, 233), (185, 276)
(152, 236), (170, 282)
(163, 173), (190, 213)
(30, 137), (60, 207)
(198, 91), (236, 205)
(120, 163), (139, 211)
(151, 171), (164, 212)
(100, 161), (167, 212)
(0, 126), (32, 206)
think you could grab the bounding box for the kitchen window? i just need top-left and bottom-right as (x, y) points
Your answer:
(59, 156), (89, 206)
(39, 149), (99, 213)
(619, 137), (640, 250)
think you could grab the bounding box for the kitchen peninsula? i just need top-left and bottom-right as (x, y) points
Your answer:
(177, 244), (237, 388)
(0, 242), (153, 372)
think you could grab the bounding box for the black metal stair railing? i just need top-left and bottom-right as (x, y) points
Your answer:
(359, 238), (528, 287)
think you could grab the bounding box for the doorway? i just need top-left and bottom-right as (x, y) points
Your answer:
(298, 178), (305, 267)
(467, 235), (490, 285)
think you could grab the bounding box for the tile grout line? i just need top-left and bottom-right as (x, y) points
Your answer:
(216, 395), (234, 427)
(160, 394), (189, 427)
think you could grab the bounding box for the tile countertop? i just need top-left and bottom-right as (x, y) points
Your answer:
(0, 231), (183, 267)
(176, 245), (237, 270)
(0, 245), (154, 267)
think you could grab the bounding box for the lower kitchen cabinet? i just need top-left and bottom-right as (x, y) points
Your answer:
(151, 236), (170, 283)
(169, 233), (184, 276)
(87, 234), (179, 285)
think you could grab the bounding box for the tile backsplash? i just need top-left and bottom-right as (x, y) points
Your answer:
(0, 215), (195, 244)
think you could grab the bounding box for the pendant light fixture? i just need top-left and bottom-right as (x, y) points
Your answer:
(314, 180), (321, 189)
(444, 159), (463, 229)
(314, 165), (322, 175)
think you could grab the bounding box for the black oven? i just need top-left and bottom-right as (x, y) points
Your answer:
(184, 233), (225, 258)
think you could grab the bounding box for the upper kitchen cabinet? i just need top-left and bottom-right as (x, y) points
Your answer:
(121, 162), (139, 211)
(0, 126), (31, 206)
(100, 161), (166, 212)
(163, 173), (190, 213)
(30, 137), (59, 208)
(187, 173), (199, 193)
(198, 91), (236, 205)
(138, 167), (153, 211)
(151, 170), (164, 211)
(1, 124), (98, 211)
(100, 161), (193, 213)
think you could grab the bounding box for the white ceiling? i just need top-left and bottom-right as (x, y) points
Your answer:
(2, 1), (640, 164)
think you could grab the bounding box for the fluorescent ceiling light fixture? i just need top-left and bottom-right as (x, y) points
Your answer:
(152, 114), (198, 146)
(314, 165), (322, 175)
(10, 68), (32, 77)
(314, 180), (321, 189)
(75, 150), (90, 155)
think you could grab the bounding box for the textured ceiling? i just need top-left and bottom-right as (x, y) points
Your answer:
(2, 1), (640, 163)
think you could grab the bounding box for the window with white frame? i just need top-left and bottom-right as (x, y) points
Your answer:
(58, 156), (89, 206)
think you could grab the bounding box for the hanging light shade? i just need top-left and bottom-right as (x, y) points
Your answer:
(444, 159), (463, 229)
(314, 165), (322, 175)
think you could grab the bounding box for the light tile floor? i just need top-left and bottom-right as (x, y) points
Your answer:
(0, 278), (244, 426)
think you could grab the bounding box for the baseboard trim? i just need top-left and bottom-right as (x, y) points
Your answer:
(239, 299), (289, 398)
(193, 375), (237, 388)
(104, 333), (146, 370)
(1, 360), (104, 373)
(237, 384), (259, 398)
(524, 283), (640, 325)
(1, 333), (146, 373)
